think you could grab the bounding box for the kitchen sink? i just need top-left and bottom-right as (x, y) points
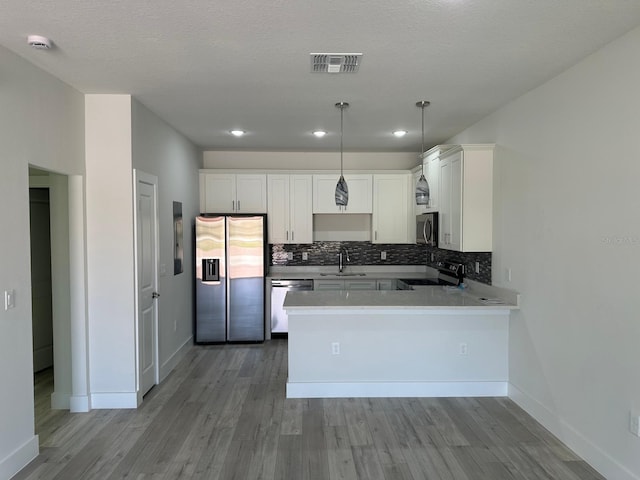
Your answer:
(319, 273), (366, 277)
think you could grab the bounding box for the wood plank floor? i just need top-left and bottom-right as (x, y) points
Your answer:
(14, 339), (605, 480)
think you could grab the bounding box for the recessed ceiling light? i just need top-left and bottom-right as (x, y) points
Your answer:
(313, 130), (327, 138)
(393, 130), (408, 137)
(230, 130), (245, 137)
(27, 35), (52, 50)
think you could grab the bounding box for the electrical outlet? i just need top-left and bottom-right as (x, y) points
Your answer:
(459, 343), (468, 355)
(302, 252), (308, 261)
(287, 252), (293, 260)
(331, 342), (340, 355)
(475, 262), (480, 274)
(630, 411), (640, 437)
(4, 289), (15, 310)
(381, 251), (386, 260)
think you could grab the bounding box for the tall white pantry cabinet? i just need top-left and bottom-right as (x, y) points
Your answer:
(438, 144), (494, 252)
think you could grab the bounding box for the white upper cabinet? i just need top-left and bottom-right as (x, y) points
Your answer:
(200, 173), (267, 213)
(438, 145), (494, 252)
(414, 145), (451, 215)
(267, 174), (313, 244)
(313, 174), (373, 213)
(372, 173), (412, 244)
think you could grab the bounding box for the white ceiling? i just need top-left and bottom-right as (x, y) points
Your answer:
(2, 1), (640, 153)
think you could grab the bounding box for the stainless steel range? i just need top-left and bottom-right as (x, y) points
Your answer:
(397, 261), (465, 289)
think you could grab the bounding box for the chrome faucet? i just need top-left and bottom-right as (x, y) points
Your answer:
(338, 248), (350, 273)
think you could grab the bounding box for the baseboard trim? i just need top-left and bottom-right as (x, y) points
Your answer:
(69, 394), (91, 413)
(159, 335), (193, 382)
(0, 435), (39, 480)
(90, 392), (138, 409)
(286, 381), (508, 399)
(50, 391), (70, 410)
(508, 383), (639, 480)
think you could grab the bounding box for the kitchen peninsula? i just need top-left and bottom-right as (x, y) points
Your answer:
(284, 283), (519, 399)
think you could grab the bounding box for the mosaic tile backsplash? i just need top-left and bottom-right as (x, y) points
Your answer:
(270, 242), (492, 284)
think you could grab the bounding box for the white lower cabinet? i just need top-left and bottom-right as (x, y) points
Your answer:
(438, 145), (494, 252)
(314, 280), (346, 291)
(313, 278), (394, 291)
(372, 173), (412, 243)
(267, 174), (312, 244)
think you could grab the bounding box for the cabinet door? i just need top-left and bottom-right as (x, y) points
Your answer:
(345, 280), (376, 290)
(313, 174), (372, 213)
(203, 173), (236, 213)
(236, 174), (267, 213)
(344, 174), (373, 213)
(439, 157), (452, 248)
(313, 175), (341, 213)
(290, 175), (313, 244)
(449, 152), (463, 251)
(267, 174), (289, 243)
(314, 280), (345, 291)
(372, 174), (411, 244)
(439, 150), (463, 251)
(427, 154), (440, 211)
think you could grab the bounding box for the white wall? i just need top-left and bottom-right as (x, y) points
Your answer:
(203, 150), (418, 170)
(85, 95), (137, 407)
(447, 27), (640, 480)
(0, 45), (84, 479)
(131, 100), (201, 379)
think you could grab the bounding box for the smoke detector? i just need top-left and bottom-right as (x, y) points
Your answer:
(310, 53), (362, 73)
(27, 35), (52, 50)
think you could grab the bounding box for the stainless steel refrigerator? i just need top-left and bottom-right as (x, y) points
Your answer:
(195, 215), (266, 343)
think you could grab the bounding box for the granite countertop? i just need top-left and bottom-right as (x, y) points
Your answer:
(283, 282), (519, 311)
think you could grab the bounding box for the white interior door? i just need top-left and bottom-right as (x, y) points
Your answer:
(135, 170), (159, 397)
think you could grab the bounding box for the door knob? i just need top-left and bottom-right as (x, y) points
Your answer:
(152, 292), (160, 299)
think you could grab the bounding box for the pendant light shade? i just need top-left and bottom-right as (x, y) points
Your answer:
(335, 102), (349, 207)
(415, 100), (431, 206)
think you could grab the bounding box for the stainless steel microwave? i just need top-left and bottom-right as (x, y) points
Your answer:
(416, 213), (438, 246)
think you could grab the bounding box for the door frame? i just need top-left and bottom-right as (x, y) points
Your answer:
(133, 169), (160, 402)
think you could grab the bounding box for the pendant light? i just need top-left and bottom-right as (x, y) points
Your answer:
(335, 102), (349, 207)
(415, 100), (431, 206)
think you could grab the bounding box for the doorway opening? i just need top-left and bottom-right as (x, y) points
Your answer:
(28, 167), (74, 424)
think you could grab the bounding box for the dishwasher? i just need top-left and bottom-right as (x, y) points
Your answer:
(271, 279), (313, 336)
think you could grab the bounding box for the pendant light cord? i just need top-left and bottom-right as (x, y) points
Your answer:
(417, 100), (430, 175)
(421, 103), (425, 175)
(336, 102), (349, 175)
(340, 104), (344, 175)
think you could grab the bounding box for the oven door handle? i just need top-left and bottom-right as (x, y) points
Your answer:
(423, 218), (428, 244)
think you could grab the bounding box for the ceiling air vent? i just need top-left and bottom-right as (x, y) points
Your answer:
(310, 53), (362, 73)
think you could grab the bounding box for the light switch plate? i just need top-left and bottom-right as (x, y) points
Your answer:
(4, 289), (15, 310)
(302, 252), (308, 261)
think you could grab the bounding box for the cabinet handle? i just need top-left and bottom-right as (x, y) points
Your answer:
(375, 231), (378, 241)
(292, 231), (294, 242)
(237, 200), (241, 211)
(286, 231), (289, 241)
(232, 200), (235, 211)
